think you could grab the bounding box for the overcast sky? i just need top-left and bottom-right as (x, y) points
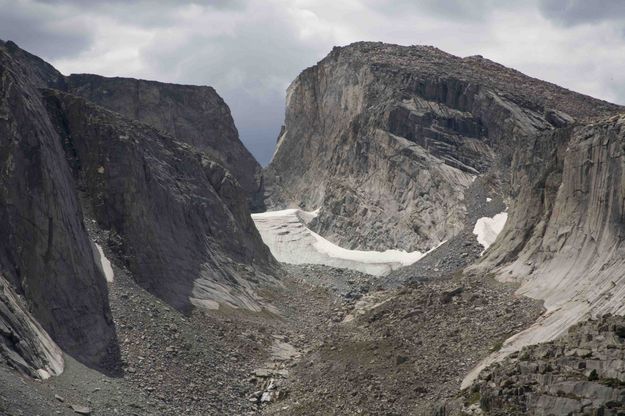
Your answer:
(3, 0), (625, 165)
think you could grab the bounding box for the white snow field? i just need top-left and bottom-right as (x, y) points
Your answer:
(473, 212), (508, 252)
(94, 243), (115, 283)
(252, 209), (426, 276)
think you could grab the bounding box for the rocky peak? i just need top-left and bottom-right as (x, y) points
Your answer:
(43, 88), (278, 312)
(65, 73), (264, 209)
(265, 42), (622, 254)
(0, 40), (277, 380)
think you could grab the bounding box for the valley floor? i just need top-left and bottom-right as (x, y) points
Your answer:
(0, 176), (548, 416)
(0, 258), (543, 416)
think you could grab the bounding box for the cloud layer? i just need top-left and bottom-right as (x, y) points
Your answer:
(4, 0), (624, 165)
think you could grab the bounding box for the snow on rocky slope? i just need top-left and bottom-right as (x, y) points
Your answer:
(463, 114), (625, 389)
(252, 209), (426, 276)
(473, 212), (508, 252)
(264, 42), (619, 255)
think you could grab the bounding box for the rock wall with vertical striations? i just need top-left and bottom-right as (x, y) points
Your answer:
(463, 113), (625, 387)
(0, 40), (119, 373)
(265, 42), (620, 253)
(0, 39), (278, 381)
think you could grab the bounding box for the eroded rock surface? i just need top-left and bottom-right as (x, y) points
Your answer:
(0, 39), (277, 386)
(0, 40), (119, 372)
(461, 316), (625, 416)
(0, 275), (63, 379)
(44, 89), (278, 312)
(265, 42), (619, 253)
(66, 74), (264, 209)
(465, 114), (625, 386)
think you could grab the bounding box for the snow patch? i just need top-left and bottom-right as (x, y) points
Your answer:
(252, 209), (428, 276)
(473, 212), (508, 252)
(94, 243), (114, 283)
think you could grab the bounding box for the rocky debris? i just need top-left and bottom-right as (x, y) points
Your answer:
(283, 264), (377, 299)
(385, 173), (505, 287)
(107, 261), (268, 415)
(66, 74), (264, 209)
(264, 272), (544, 415)
(454, 315), (625, 416)
(264, 41), (621, 254)
(249, 364), (290, 406)
(70, 404), (92, 414)
(44, 89), (278, 312)
(0, 39), (280, 415)
(0, 40), (119, 372)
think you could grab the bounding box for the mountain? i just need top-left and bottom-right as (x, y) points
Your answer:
(262, 42), (625, 414)
(65, 74), (265, 210)
(0, 40), (119, 375)
(265, 42), (620, 253)
(0, 39), (278, 382)
(463, 112), (625, 387)
(3, 38), (625, 416)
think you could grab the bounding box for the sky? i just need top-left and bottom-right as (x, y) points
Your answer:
(3, 0), (625, 165)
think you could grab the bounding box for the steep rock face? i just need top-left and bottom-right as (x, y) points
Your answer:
(265, 42), (619, 252)
(65, 74), (264, 209)
(0, 275), (63, 379)
(0, 39), (278, 382)
(464, 114), (625, 386)
(44, 89), (278, 312)
(0, 41), (119, 372)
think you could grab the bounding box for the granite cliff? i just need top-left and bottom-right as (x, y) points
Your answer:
(0, 40), (119, 375)
(3, 38), (625, 416)
(463, 112), (625, 389)
(262, 42), (625, 415)
(265, 42), (619, 253)
(0, 39), (277, 383)
(65, 74), (265, 209)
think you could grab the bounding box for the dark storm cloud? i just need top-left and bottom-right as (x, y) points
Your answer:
(32, 0), (248, 28)
(539, 0), (625, 26)
(0, 1), (92, 59)
(2, 0), (624, 165)
(364, 0), (520, 21)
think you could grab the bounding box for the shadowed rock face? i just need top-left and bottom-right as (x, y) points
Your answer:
(0, 41), (119, 373)
(265, 42), (620, 252)
(65, 74), (265, 210)
(44, 90), (277, 312)
(0, 275), (63, 379)
(0, 39), (277, 378)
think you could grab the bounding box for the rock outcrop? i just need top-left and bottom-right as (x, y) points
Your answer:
(464, 113), (625, 386)
(65, 74), (264, 209)
(0, 275), (63, 379)
(265, 42), (619, 252)
(0, 39), (277, 381)
(44, 89), (277, 312)
(465, 315), (625, 416)
(0, 40), (119, 372)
